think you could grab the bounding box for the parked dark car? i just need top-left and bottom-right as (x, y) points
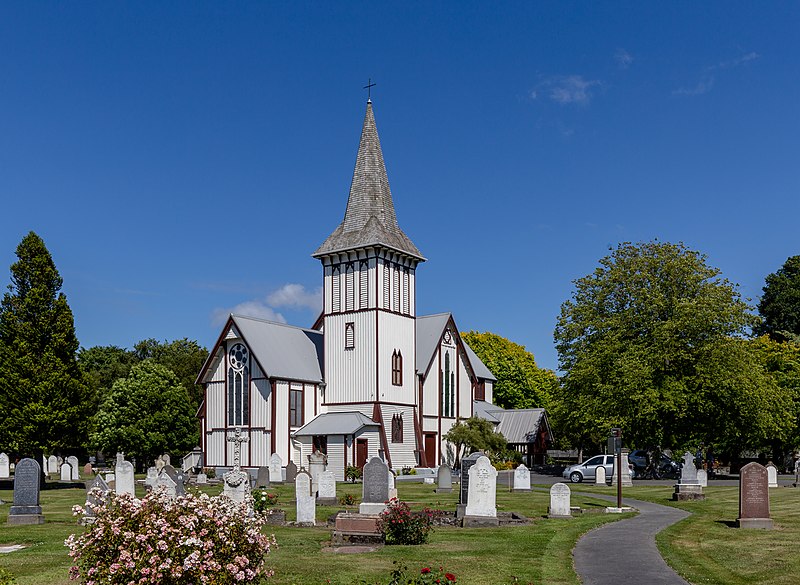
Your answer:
(628, 449), (681, 479)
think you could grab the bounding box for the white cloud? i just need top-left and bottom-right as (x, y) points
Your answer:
(716, 52), (759, 70)
(532, 75), (602, 105)
(615, 48), (633, 69)
(673, 76), (715, 96)
(266, 283), (322, 310)
(211, 283), (321, 327)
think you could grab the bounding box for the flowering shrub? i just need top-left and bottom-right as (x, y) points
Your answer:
(252, 489), (279, 514)
(66, 489), (275, 584)
(339, 493), (357, 506)
(378, 499), (439, 545)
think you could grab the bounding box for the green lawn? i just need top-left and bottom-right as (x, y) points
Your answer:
(570, 482), (800, 585)
(0, 478), (622, 585)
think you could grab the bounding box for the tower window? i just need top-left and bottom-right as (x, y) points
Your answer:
(332, 266), (341, 313)
(392, 266), (400, 312)
(359, 261), (369, 309)
(402, 268), (410, 314)
(392, 350), (403, 386)
(345, 322), (355, 349)
(391, 413), (404, 443)
(383, 263), (390, 309)
(345, 263), (355, 311)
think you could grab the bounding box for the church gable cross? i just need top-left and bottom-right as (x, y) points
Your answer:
(227, 427), (249, 471)
(363, 78), (376, 100)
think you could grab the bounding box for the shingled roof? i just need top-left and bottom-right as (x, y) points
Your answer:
(313, 101), (424, 260)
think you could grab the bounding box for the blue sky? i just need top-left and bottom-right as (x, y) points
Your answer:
(1, 3), (798, 371)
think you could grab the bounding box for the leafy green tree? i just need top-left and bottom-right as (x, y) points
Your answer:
(91, 361), (199, 467)
(78, 345), (137, 404)
(133, 338), (208, 407)
(757, 255), (800, 342)
(0, 232), (94, 457)
(553, 241), (789, 457)
(461, 331), (558, 410)
(444, 416), (508, 467)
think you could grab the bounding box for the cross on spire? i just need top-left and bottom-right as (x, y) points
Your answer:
(363, 78), (376, 101)
(227, 427), (249, 471)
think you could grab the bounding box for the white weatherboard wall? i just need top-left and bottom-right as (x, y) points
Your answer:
(377, 312), (416, 404)
(382, 404), (418, 469)
(325, 312), (377, 404)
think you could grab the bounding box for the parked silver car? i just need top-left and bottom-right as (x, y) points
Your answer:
(562, 454), (615, 483)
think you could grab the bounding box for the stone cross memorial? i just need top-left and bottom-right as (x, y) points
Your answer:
(737, 462), (773, 529)
(359, 457), (390, 515)
(513, 464), (531, 492)
(269, 452), (283, 483)
(115, 456), (136, 497)
(0, 452), (9, 479)
(435, 465), (452, 493)
(295, 471), (316, 525)
(60, 462), (72, 482)
(67, 456), (80, 480)
(548, 482), (572, 518)
(8, 458), (45, 525)
(317, 470), (337, 504)
(464, 456), (498, 526)
(673, 452), (704, 501)
(223, 427), (251, 504)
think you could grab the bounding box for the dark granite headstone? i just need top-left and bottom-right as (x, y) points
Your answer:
(175, 471), (187, 496)
(737, 462), (773, 529)
(362, 457), (389, 504)
(8, 458), (45, 525)
(459, 452), (484, 505)
(256, 466), (270, 488)
(285, 460), (298, 483)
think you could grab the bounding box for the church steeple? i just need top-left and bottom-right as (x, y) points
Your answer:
(313, 102), (424, 261)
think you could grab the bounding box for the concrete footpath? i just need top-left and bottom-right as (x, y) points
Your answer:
(572, 493), (691, 585)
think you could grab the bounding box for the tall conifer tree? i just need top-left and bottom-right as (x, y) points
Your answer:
(0, 232), (94, 457)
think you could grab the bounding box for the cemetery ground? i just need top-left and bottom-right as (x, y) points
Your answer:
(2, 478), (800, 585)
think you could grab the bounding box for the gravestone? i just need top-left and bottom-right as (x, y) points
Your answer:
(0, 453), (9, 479)
(317, 470), (337, 505)
(435, 465), (452, 493)
(513, 464), (531, 492)
(162, 454), (171, 467)
(155, 455), (165, 472)
(388, 468), (397, 500)
(175, 471), (187, 496)
(611, 451), (633, 487)
(145, 467), (159, 489)
(83, 463), (93, 476)
(285, 460), (298, 483)
(154, 472), (177, 499)
(308, 450), (327, 495)
(196, 472), (208, 485)
(104, 472), (115, 483)
(697, 469), (708, 487)
(595, 465), (607, 486)
(41, 455), (48, 475)
(766, 462), (778, 488)
(548, 482), (572, 518)
(256, 466), (270, 488)
(673, 452), (704, 501)
(8, 458), (45, 525)
(737, 462), (773, 529)
(48, 455), (58, 476)
(115, 457), (136, 497)
(223, 427), (251, 505)
(359, 457), (390, 515)
(83, 474), (110, 524)
(295, 471), (316, 525)
(67, 456), (80, 480)
(60, 462), (72, 481)
(269, 453), (283, 483)
(464, 456), (498, 526)
(459, 451), (484, 506)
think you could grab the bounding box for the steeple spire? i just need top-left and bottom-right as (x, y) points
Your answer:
(313, 102), (424, 260)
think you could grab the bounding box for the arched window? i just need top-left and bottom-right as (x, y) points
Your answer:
(392, 350), (402, 386)
(391, 413), (404, 443)
(227, 343), (250, 426)
(345, 322), (355, 350)
(442, 352), (452, 417)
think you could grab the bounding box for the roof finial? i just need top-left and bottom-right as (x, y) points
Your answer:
(363, 77), (376, 103)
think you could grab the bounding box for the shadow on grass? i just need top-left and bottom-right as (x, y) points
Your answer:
(715, 520), (738, 528)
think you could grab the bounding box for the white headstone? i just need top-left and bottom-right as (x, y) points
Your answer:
(42, 455), (49, 475)
(0, 453), (9, 479)
(155, 455), (165, 471)
(513, 464), (531, 492)
(48, 455), (58, 475)
(678, 452), (699, 485)
(612, 453), (633, 487)
(115, 459), (136, 497)
(595, 465), (607, 485)
(308, 451), (326, 495)
(465, 456), (497, 517)
(67, 456), (80, 480)
(162, 454), (171, 467)
(767, 463), (778, 488)
(318, 471), (337, 500)
(549, 482), (572, 518)
(388, 468), (398, 500)
(196, 472), (208, 485)
(295, 471), (316, 524)
(697, 468), (708, 487)
(104, 472), (115, 483)
(145, 467), (159, 488)
(60, 462), (72, 481)
(154, 472), (177, 498)
(269, 452), (283, 483)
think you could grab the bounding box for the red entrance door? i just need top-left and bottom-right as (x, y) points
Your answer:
(424, 434), (437, 467)
(356, 439), (368, 468)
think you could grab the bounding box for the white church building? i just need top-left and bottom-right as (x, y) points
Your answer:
(197, 100), (521, 480)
